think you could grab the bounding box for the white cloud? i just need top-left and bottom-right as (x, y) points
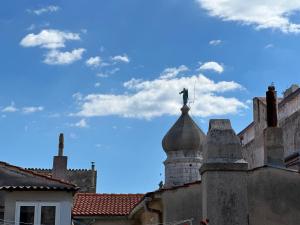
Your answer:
(94, 82), (101, 87)
(69, 132), (78, 139)
(26, 24), (36, 31)
(28, 5), (60, 15)
(22, 106), (44, 114)
(44, 48), (85, 65)
(86, 56), (101, 67)
(159, 65), (189, 79)
(196, 0), (300, 33)
(2, 102), (18, 113)
(209, 39), (222, 46)
(20, 29), (80, 49)
(96, 68), (120, 78)
(112, 54), (130, 63)
(264, 44), (274, 49)
(96, 73), (109, 78)
(74, 68), (246, 119)
(109, 68), (120, 74)
(198, 61), (224, 73)
(72, 119), (88, 128)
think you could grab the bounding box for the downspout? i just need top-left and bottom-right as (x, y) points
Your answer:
(144, 197), (163, 224)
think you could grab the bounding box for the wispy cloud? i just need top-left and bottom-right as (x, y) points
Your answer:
(112, 54), (130, 63)
(2, 103), (44, 114)
(71, 119), (89, 128)
(44, 48), (85, 65)
(86, 56), (102, 67)
(96, 68), (120, 78)
(96, 73), (109, 78)
(198, 61), (224, 73)
(209, 39), (222, 46)
(27, 5), (60, 15)
(196, 0), (300, 33)
(22, 106), (44, 114)
(2, 102), (18, 113)
(159, 65), (189, 79)
(264, 44), (274, 49)
(74, 65), (246, 119)
(20, 29), (80, 49)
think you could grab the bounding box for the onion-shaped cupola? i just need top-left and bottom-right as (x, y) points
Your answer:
(162, 105), (205, 152)
(162, 88), (206, 188)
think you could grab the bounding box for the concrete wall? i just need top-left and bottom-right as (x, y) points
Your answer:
(240, 124), (255, 146)
(4, 191), (73, 225)
(248, 167), (300, 225)
(278, 92), (300, 120)
(161, 183), (202, 225)
(135, 200), (162, 225)
(241, 98), (267, 169)
(240, 95), (300, 168)
(280, 110), (300, 156)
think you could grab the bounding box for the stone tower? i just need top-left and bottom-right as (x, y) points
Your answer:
(162, 104), (206, 188)
(201, 119), (248, 225)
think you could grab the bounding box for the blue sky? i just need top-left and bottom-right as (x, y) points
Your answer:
(1, 0), (300, 193)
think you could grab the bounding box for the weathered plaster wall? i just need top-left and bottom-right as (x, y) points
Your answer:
(241, 95), (300, 168)
(241, 98), (267, 169)
(75, 217), (132, 225)
(280, 110), (300, 156)
(240, 124), (255, 146)
(248, 167), (300, 225)
(27, 168), (97, 193)
(4, 191), (73, 225)
(161, 183), (202, 224)
(278, 93), (300, 120)
(137, 200), (162, 225)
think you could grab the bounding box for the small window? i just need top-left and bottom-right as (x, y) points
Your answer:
(15, 202), (59, 225)
(0, 206), (4, 221)
(41, 206), (56, 225)
(19, 206), (35, 224)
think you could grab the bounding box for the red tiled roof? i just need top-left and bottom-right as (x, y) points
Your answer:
(72, 193), (144, 217)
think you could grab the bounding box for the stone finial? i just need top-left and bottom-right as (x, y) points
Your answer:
(180, 104), (190, 114)
(204, 119), (243, 162)
(266, 84), (278, 127)
(58, 133), (64, 156)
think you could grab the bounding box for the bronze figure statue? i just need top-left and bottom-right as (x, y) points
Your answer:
(179, 88), (188, 105)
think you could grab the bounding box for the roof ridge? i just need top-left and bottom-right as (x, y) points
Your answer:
(0, 161), (78, 188)
(76, 193), (144, 196)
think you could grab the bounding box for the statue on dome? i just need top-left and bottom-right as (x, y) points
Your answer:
(179, 88), (188, 105)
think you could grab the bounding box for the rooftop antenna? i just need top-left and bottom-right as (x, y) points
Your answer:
(188, 81), (196, 108)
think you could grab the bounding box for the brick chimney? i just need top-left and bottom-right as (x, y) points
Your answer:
(52, 133), (68, 180)
(264, 84), (284, 166)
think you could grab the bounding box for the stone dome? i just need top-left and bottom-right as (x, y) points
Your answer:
(162, 105), (206, 152)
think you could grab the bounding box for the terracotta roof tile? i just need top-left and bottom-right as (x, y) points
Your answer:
(72, 193), (144, 217)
